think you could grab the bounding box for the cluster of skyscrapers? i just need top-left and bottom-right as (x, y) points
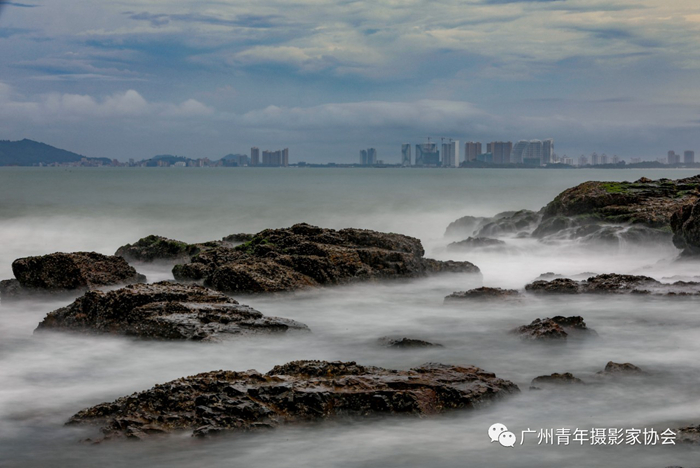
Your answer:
(667, 150), (696, 165)
(250, 147), (289, 167)
(399, 138), (555, 167)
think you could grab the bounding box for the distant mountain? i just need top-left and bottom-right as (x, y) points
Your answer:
(0, 139), (109, 166)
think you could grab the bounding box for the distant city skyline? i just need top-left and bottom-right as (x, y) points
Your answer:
(1, 2), (699, 162)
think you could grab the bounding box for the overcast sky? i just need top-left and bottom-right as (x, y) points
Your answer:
(1, 0), (699, 162)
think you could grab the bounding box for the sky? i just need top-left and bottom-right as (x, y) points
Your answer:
(0, 0), (699, 163)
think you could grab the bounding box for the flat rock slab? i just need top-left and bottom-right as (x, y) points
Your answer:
(0, 252), (146, 299)
(36, 282), (308, 341)
(68, 360), (519, 441)
(445, 287), (520, 301)
(525, 273), (700, 296)
(377, 337), (444, 348)
(172, 223), (480, 294)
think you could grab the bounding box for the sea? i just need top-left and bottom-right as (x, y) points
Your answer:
(0, 167), (699, 467)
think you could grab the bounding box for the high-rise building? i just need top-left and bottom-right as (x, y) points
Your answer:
(282, 148), (289, 167)
(360, 149), (368, 165)
(511, 141), (529, 164)
(441, 140), (460, 167)
(684, 150), (695, 164)
(367, 148), (377, 165)
(415, 143), (440, 166)
(542, 139), (554, 164)
(611, 155), (620, 164)
(250, 147), (260, 166)
(401, 144), (412, 166)
(578, 155), (588, 166)
(668, 151), (681, 165)
(488, 141), (513, 164)
(600, 153), (609, 165)
(464, 142), (482, 162)
(591, 152), (600, 165)
(523, 140), (543, 165)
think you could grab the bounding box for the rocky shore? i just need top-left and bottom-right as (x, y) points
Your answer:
(67, 360), (519, 440)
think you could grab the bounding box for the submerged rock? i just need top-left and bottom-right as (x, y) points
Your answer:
(67, 360), (519, 440)
(596, 361), (647, 377)
(172, 223), (480, 294)
(447, 237), (506, 251)
(530, 373), (585, 389)
(511, 316), (596, 341)
(36, 282), (308, 341)
(525, 273), (700, 295)
(377, 337), (444, 348)
(445, 287), (520, 301)
(444, 210), (541, 239)
(0, 252), (146, 299)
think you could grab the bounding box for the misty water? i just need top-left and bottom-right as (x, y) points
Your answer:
(1, 167), (699, 467)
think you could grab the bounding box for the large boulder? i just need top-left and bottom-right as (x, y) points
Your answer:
(0, 252), (146, 299)
(172, 223), (480, 294)
(671, 198), (700, 257)
(525, 273), (700, 295)
(532, 176), (700, 246)
(67, 360), (519, 441)
(35, 282), (308, 341)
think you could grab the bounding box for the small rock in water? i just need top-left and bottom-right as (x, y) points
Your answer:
(525, 273), (700, 296)
(511, 316), (596, 341)
(377, 337), (444, 348)
(596, 361), (647, 377)
(446, 237), (506, 251)
(445, 287), (520, 301)
(67, 360), (519, 441)
(530, 372), (585, 390)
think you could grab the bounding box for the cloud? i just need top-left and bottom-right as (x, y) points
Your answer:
(0, 83), (214, 121)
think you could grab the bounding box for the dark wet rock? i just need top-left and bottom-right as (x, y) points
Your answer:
(671, 198), (700, 257)
(445, 287), (520, 301)
(115, 235), (213, 263)
(447, 237), (506, 251)
(377, 337), (444, 348)
(173, 223), (480, 294)
(596, 361), (647, 377)
(36, 282), (308, 341)
(530, 373), (585, 389)
(526, 278), (580, 294)
(677, 425), (700, 445)
(67, 360), (519, 440)
(525, 273), (700, 295)
(0, 252), (146, 299)
(474, 210), (541, 237)
(511, 316), (596, 341)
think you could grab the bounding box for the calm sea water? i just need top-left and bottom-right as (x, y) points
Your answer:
(1, 167), (699, 467)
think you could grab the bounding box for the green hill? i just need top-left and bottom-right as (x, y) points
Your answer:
(0, 139), (109, 166)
